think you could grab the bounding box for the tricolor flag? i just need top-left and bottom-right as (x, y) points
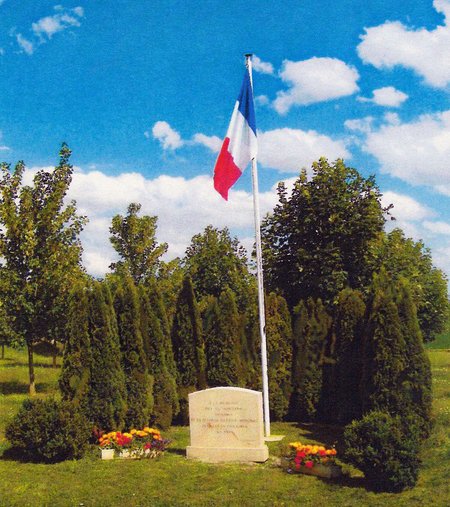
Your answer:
(213, 68), (257, 200)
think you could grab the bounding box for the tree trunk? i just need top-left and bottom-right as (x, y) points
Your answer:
(1, 343), (4, 359)
(27, 342), (36, 395)
(52, 339), (57, 368)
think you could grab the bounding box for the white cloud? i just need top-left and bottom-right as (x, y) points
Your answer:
(363, 110), (450, 189)
(21, 166), (279, 277)
(151, 121), (184, 150)
(16, 33), (34, 55)
(13, 7), (83, 54)
(32, 7), (84, 40)
(273, 57), (360, 114)
(358, 86), (408, 107)
(252, 55), (274, 75)
(255, 95), (270, 106)
(423, 220), (450, 235)
(357, 0), (450, 88)
(192, 126), (350, 172)
(344, 116), (374, 134)
(382, 191), (434, 222)
(192, 133), (222, 152)
(258, 128), (350, 172)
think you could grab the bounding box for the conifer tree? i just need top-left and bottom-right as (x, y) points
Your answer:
(332, 288), (366, 423)
(395, 280), (432, 437)
(87, 282), (126, 431)
(203, 289), (245, 387)
(114, 276), (153, 428)
(145, 280), (178, 379)
(59, 281), (91, 412)
(171, 275), (206, 423)
(139, 286), (178, 429)
(361, 271), (406, 416)
(289, 298), (331, 421)
(265, 292), (292, 421)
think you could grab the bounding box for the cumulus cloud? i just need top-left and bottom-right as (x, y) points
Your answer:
(357, 0), (450, 88)
(21, 166), (279, 277)
(423, 220), (450, 235)
(13, 6), (84, 54)
(16, 33), (34, 55)
(252, 55), (274, 75)
(363, 110), (450, 189)
(273, 57), (360, 114)
(381, 190), (436, 239)
(32, 7), (83, 40)
(151, 121), (184, 150)
(192, 133), (222, 152)
(258, 128), (350, 172)
(344, 116), (374, 134)
(358, 86), (408, 107)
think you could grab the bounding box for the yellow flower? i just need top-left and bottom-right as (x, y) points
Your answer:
(123, 432), (133, 439)
(130, 429), (137, 435)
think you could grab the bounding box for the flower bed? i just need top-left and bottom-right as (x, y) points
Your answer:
(283, 441), (342, 478)
(99, 427), (169, 459)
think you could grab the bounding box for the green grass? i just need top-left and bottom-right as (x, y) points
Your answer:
(426, 328), (450, 349)
(1, 347), (449, 507)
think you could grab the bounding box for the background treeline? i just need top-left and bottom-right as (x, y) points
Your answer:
(1, 148), (448, 488)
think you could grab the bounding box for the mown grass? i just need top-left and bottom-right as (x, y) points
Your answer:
(1, 346), (449, 507)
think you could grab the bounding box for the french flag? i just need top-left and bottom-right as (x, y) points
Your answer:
(213, 68), (257, 200)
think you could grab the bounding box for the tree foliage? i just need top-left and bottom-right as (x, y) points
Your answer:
(114, 275), (153, 428)
(376, 228), (448, 342)
(171, 275), (206, 423)
(110, 203), (167, 284)
(265, 292), (292, 421)
(0, 144), (87, 394)
(184, 225), (254, 306)
(261, 158), (387, 307)
(289, 298), (331, 421)
(87, 282), (126, 431)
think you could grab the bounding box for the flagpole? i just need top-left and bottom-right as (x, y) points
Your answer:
(245, 53), (271, 438)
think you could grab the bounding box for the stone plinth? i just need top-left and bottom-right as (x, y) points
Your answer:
(186, 387), (269, 463)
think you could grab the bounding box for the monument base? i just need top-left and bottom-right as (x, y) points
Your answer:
(186, 445), (269, 463)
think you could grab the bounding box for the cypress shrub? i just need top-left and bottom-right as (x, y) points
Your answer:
(344, 411), (422, 492)
(139, 286), (178, 429)
(6, 398), (90, 463)
(114, 275), (153, 428)
(203, 289), (245, 387)
(361, 272), (406, 416)
(289, 298), (331, 421)
(265, 292), (292, 421)
(171, 275), (206, 424)
(395, 280), (433, 437)
(332, 288), (366, 423)
(87, 282), (126, 431)
(59, 281), (91, 413)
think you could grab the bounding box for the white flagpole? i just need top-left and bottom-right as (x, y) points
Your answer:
(245, 53), (271, 438)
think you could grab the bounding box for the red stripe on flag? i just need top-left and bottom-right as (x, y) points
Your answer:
(213, 137), (243, 201)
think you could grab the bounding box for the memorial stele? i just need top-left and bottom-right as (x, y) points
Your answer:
(186, 387), (269, 463)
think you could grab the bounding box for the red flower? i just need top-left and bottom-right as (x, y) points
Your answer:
(144, 443), (152, 450)
(319, 449), (327, 457)
(305, 461), (314, 469)
(296, 451), (306, 459)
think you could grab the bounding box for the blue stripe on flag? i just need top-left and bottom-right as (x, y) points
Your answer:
(237, 69), (256, 136)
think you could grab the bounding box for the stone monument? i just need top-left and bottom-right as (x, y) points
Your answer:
(186, 387), (269, 463)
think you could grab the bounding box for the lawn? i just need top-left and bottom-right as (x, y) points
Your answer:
(1, 346), (449, 507)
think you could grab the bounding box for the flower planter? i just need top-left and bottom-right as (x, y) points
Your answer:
(101, 448), (115, 460)
(297, 463), (342, 479)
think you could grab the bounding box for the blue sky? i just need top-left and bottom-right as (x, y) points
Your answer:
(1, 1), (449, 279)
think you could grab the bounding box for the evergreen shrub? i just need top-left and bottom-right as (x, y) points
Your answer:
(343, 411), (421, 492)
(6, 398), (90, 463)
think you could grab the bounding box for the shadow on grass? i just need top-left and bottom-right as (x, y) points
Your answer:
(0, 380), (56, 395)
(0, 361), (60, 369)
(295, 421), (344, 448)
